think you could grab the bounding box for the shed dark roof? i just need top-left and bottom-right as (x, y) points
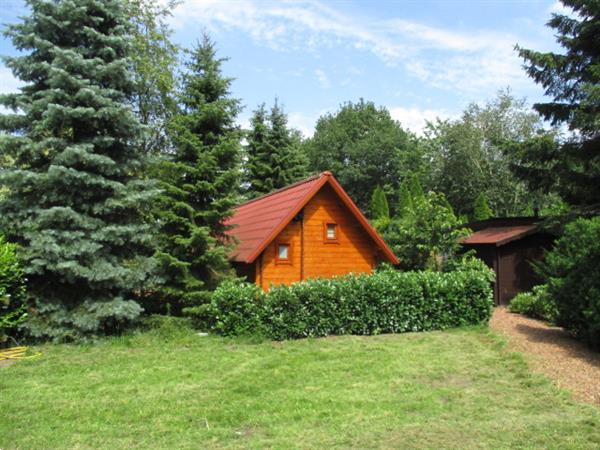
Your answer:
(460, 224), (538, 246)
(225, 172), (399, 264)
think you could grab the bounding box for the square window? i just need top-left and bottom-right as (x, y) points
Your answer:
(326, 223), (337, 240)
(278, 244), (289, 260)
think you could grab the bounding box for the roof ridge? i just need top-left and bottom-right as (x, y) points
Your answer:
(235, 172), (328, 208)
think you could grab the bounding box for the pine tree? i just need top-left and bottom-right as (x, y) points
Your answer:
(0, 0), (156, 341)
(473, 193), (493, 221)
(398, 181), (414, 216)
(245, 99), (307, 198)
(409, 174), (425, 202)
(370, 186), (390, 221)
(153, 35), (241, 312)
(244, 104), (275, 196)
(513, 0), (600, 214)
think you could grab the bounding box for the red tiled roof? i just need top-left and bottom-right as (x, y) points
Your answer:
(460, 224), (538, 246)
(225, 172), (399, 264)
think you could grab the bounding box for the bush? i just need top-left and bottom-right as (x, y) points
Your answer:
(0, 237), (27, 345)
(508, 285), (557, 322)
(208, 260), (494, 339)
(540, 217), (600, 350)
(381, 191), (470, 271)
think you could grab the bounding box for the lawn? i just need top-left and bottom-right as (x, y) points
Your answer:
(1, 322), (599, 449)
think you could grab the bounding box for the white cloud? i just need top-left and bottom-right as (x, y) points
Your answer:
(0, 66), (23, 114)
(547, 1), (573, 15)
(389, 106), (454, 136)
(168, 0), (533, 94)
(287, 111), (319, 137)
(314, 68), (330, 89)
(0, 66), (22, 95)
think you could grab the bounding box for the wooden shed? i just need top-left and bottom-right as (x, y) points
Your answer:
(460, 217), (554, 306)
(225, 171), (398, 290)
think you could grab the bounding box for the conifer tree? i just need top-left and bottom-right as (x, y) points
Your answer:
(398, 181), (414, 216)
(0, 0), (156, 341)
(244, 104), (275, 195)
(512, 0), (600, 214)
(153, 35), (241, 312)
(409, 174), (425, 202)
(245, 99), (307, 198)
(473, 193), (493, 221)
(370, 186), (390, 221)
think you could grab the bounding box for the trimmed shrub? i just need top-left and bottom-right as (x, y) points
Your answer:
(509, 285), (557, 322)
(540, 217), (600, 350)
(0, 237), (27, 345)
(209, 280), (266, 336)
(208, 259), (494, 339)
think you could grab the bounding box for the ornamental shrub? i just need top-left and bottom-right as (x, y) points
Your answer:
(508, 285), (557, 323)
(208, 260), (494, 339)
(0, 237), (27, 345)
(539, 217), (600, 350)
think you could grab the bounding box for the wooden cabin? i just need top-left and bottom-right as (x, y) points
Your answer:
(460, 218), (555, 306)
(225, 171), (398, 290)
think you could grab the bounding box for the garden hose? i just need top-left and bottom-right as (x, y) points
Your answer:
(0, 346), (42, 361)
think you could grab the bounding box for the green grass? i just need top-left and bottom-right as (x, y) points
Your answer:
(1, 323), (599, 449)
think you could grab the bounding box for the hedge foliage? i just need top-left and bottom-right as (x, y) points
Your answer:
(508, 285), (557, 323)
(207, 258), (494, 339)
(540, 217), (600, 350)
(0, 237), (27, 344)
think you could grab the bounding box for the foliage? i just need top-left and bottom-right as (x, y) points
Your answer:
(538, 217), (600, 349)
(0, 237), (27, 344)
(152, 35), (241, 314)
(206, 263), (493, 340)
(397, 180), (414, 216)
(207, 280), (266, 336)
(383, 191), (469, 271)
(473, 192), (493, 221)
(424, 90), (554, 218)
(0, 0), (157, 342)
(370, 185), (390, 223)
(129, 0), (179, 156)
(305, 99), (416, 212)
(244, 100), (308, 198)
(511, 0), (600, 215)
(508, 285), (558, 323)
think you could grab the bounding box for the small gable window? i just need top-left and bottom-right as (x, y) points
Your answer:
(324, 222), (339, 243)
(275, 241), (292, 264)
(278, 244), (289, 259)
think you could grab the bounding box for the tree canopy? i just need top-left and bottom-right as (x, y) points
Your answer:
(305, 99), (416, 212)
(153, 35), (241, 313)
(0, 0), (156, 341)
(510, 0), (600, 215)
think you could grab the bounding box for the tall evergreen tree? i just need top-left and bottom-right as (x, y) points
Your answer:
(397, 181), (414, 217)
(245, 99), (307, 198)
(244, 104), (275, 196)
(153, 35), (241, 312)
(511, 0), (600, 215)
(0, 0), (156, 341)
(473, 193), (493, 221)
(409, 174), (425, 202)
(370, 186), (390, 221)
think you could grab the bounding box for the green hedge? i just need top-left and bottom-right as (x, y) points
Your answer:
(508, 284), (557, 323)
(208, 258), (494, 339)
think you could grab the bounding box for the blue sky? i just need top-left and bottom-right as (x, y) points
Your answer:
(0, 0), (569, 135)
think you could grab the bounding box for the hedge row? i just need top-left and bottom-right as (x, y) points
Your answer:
(206, 258), (494, 339)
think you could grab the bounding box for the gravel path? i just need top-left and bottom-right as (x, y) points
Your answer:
(491, 307), (600, 405)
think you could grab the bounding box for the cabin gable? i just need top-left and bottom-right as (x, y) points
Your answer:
(256, 184), (380, 290)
